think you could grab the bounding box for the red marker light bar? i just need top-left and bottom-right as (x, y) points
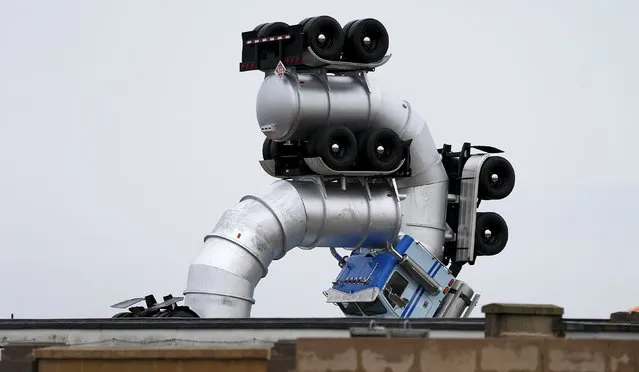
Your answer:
(283, 57), (302, 65)
(246, 34), (291, 45)
(240, 63), (257, 70)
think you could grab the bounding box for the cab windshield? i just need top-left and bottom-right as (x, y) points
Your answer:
(338, 299), (387, 316)
(383, 271), (409, 309)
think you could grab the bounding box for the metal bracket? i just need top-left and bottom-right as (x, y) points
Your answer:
(455, 153), (491, 263)
(340, 70), (372, 93)
(330, 246), (349, 268)
(304, 46), (392, 73)
(361, 71), (372, 93)
(313, 69), (331, 92)
(387, 178), (407, 203)
(444, 223), (456, 242)
(462, 294), (481, 318)
(359, 177), (373, 200)
(293, 174), (328, 199)
(304, 157), (406, 177)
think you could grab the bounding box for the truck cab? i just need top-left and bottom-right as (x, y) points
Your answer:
(325, 234), (479, 318)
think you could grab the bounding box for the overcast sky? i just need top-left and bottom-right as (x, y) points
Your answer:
(0, 1), (637, 319)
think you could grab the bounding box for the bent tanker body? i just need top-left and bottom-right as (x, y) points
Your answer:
(111, 15), (516, 320)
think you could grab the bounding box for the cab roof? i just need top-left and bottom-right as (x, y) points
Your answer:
(331, 236), (415, 293)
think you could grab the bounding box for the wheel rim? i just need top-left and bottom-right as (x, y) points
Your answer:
(327, 134), (352, 161)
(475, 212), (508, 256)
(360, 33), (379, 53)
(362, 128), (402, 171)
(315, 26), (337, 50)
(480, 228), (499, 246)
(488, 168), (508, 190)
(373, 137), (395, 163)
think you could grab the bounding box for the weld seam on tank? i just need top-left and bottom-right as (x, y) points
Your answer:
(398, 100), (411, 136)
(242, 180), (308, 259)
(184, 290), (255, 303)
(366, 78), (382, 127)
(395, 100), (446, 181)
(297, 181), (327, 248)
(364, 76), (374, 123)
(399, 100), (428, 157)
(405, 221), (446, 231)
(203, 232), (269, 278)
(203, 206), (279, 276)
(184, 263), (257, 316)
(354, 184), (375, 249)
(290, 74), (303, 140)
(239, 194), (288, 260)
(318, 73), (333, 125)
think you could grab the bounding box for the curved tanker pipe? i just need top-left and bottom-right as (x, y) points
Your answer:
(185, 179), (402, 318)
(184, 72), (449, 318)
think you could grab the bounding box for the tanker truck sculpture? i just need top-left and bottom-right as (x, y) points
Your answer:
(111, 16), (516, 319)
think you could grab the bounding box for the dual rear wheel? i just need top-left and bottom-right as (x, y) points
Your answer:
(263, 126), (404, 172)
(304, 16), (389, 63)
(313, 126), (404, 171)
(255, 16), (390, 63)
(473, 157), (515, 257)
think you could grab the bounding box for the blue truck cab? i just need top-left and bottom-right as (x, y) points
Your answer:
(324, 234), (479, 318)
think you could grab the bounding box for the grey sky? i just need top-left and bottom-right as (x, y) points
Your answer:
(0, 1), (637, 319)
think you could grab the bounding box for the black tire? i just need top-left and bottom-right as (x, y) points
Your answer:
(341, 21), (357, 61)
(253, 23), (268, 33)
(314, 126), (358, 171)
(474, 212), (508, 257)
(360, 128), (403, 171)
(262, 138), (273, 160)
(113, 312), (134, 318)
(166, 308), (200, 318)
(303, 16), (345, 61)
(304, 140), (317, 157)
(343, 18), (389, 63)
(263, 138), (284, 159)
(299, 17), (314, 28)
(478, 156), (515, 200)
(257, 22), (290, 38)
(342, 20), (357, 38)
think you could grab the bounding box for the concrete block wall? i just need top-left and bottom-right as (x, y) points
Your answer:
(32, 346), (271, 372)
(295, 303), (638, 372)
(296, 338), (639, 372)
